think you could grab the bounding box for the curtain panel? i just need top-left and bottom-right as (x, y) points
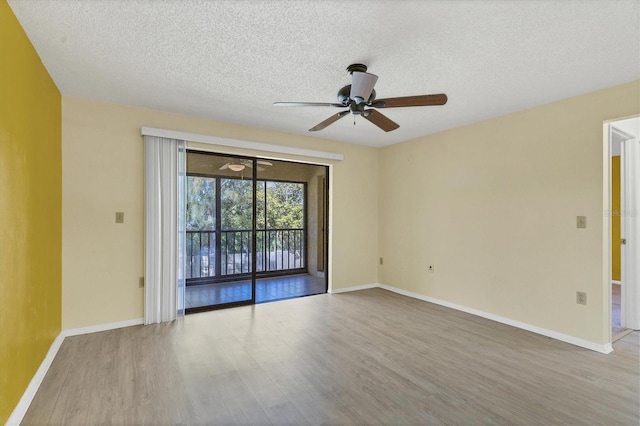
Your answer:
(144, 136), (186, 324)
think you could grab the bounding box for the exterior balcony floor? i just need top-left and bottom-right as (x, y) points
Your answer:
(185, 273), (325, 310)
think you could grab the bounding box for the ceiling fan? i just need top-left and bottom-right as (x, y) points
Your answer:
(273, 64), (447, 132)
(219, 159), (273, 172)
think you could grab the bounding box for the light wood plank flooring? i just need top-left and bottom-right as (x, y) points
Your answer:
(23, 288), (639, 425)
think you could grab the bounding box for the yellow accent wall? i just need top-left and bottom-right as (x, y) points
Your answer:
(0, 1), (62, 422)
(379, 80), (639, 345)
(611, 156), (621, 281)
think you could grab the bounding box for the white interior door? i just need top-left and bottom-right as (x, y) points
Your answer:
(621, 136), (640, 330)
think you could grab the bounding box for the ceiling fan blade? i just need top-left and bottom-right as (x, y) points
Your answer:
(371, 94), (448, 108)
(309, 111), (350, 132)
(274, 102), (345, 107)
(257, 160), (272, 166)
(362, 110), (400, 132)
(219, 163), (231, 170)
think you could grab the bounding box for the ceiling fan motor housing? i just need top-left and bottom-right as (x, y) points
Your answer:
(337, 85), (377, 109)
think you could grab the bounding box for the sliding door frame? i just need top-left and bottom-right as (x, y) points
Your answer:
(185, 150), (328, 312)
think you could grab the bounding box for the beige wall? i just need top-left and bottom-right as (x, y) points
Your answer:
(62, 97), (379, 329)
(63, 81), (639, 345)
(379, 80), (640, 345)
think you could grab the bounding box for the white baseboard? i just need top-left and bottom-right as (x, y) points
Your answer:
(6, 318), (144, 425)
(334, 282), (613, 354)
(329, 283), (379, 294)
(377, 284), (613, 354)
(5, 334), (65, 426)
(62, 317), (143, 337)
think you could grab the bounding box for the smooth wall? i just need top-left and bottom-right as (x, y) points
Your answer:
(62, 97), (379, 329)
(379, 80), (640, 345)
(0, 1), (62, 422)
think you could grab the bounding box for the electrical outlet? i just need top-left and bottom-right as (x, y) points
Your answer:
(379, 257), (383, 265)
(576, 291), (587, 305)
(139, 277), (144, 288)
(428, 265), (435, 273)
(116, 212), (125, 224)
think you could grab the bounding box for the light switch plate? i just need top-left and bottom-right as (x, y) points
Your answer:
(116, 212), (124, 224)
(576, 216), (586, 229)
(576, 291), (587, 305)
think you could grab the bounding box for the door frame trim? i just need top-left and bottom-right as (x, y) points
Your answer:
(604, 116), (640, 344)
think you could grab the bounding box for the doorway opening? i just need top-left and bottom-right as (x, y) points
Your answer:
(184, 151), (329, 312)
(608, 117), (639, 342)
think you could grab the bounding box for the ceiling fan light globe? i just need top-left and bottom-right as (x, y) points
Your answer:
(350, 72), (378, 104)
(228, 164), (245, 172)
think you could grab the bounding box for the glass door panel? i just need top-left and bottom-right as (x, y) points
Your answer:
(255, 159), (328, 303)
(185, 152), (254, 311)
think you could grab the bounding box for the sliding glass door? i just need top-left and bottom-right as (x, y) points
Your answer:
(184, 151), (328, 312)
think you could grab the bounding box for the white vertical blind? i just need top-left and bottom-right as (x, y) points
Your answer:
(177, 141), (186, 317)
(144, 136), (186, 324)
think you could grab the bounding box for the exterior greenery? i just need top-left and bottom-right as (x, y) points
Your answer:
(186, 175), (306, 278)
(187, 176), (304, 232)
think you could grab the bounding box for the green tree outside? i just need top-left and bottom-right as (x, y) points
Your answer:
(187, 176), (304, 231)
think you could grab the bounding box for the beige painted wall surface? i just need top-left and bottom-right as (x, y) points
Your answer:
(379, 80), (640, 345)
(62, 97), (379, 329)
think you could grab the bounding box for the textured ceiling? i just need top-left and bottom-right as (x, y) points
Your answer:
(7, 0), (640, 148)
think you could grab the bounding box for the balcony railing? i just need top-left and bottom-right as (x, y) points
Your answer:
(186, 228), (305, 282)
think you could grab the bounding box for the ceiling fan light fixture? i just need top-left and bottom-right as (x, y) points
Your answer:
(228, 164), (245, 172)
(350, 72), (378, 104)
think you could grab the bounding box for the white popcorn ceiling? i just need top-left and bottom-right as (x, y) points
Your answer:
(7, 0), (640, 148)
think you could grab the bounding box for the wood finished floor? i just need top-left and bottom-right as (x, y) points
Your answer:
(23, 288), (639, 425)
